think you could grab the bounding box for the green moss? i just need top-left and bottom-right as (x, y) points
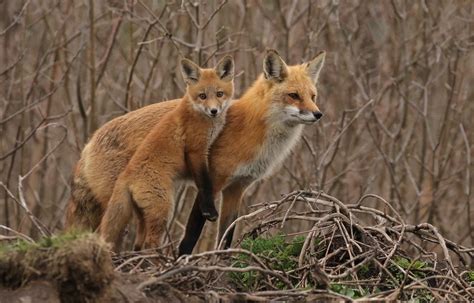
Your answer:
(0, 231), (88, 256)
(0, 239), (34, 255)
(230, 234), (307, 291)
(241, 233), (305, 271)
(37, 231), (86, 248)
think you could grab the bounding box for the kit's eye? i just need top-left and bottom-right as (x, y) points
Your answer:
(288, 93), (300, 100)
(311, 94), (316, 101)
(216, 91), (224, 98)
(198, 93), (207, 100)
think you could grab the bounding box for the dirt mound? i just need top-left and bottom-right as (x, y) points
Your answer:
(0, 233), (205, 302)
(0, 233), (114, 302)
(0, 281), (60, 303)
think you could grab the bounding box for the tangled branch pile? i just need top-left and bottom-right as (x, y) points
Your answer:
(1, 191), (473, 301)
(115, 191), (474, 301)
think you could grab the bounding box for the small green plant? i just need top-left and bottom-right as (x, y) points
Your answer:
(395, 257), (427, 271)
(230, 234), (306, 290)
(388, 256), (428, 284)
(386, 256), (435, 302)
(465, 271), (474, 285)
(330, 283), (366, 299)
(330, 257), (433, 301)
(240, 233), (305, 271)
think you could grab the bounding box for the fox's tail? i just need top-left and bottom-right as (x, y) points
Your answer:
(65, 162), (104, 231)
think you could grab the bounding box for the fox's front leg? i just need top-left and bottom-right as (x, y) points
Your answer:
(197, 166), (219, 221)
(185, 151), (218, 222)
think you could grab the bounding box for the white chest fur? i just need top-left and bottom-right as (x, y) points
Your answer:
(209, 118), (225, 147)
(207, 114), (226, 149)
(234, 123), (304, 180)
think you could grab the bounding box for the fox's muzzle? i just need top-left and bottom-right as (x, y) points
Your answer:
(297, 109), (323, 124)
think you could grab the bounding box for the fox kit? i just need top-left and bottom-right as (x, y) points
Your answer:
(66, 49), (325, 255)
(99, 56), (234, 250)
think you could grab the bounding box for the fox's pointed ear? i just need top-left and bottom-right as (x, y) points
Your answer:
(263, 49), (288, 82)
(180, 58), (201, 85)
(306, 51), (326, 83)
(215, 55), (234, 82)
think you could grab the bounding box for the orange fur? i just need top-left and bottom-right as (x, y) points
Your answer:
(98, 57), (235, 250)
(66, 50), (326, 252)
(197, 51), (326, 248)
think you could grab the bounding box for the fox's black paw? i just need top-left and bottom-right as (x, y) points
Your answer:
(201, 207), (219, 222)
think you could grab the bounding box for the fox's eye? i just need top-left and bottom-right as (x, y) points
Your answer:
(311, 94), (316, 101)
(198, 93), (207, 100)
(288, 93), (300, 100)
(216, 91), (224, 98)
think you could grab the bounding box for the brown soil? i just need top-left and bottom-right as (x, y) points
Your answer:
(0, 234), (204, 303)
(0, 276), (206, 303)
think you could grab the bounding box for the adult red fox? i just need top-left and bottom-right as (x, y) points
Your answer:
(179, 50), (325, 254)
(98, 56), (235, 250)
(66, 50), (325, 254)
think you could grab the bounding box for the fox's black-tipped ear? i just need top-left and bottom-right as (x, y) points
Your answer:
(306, 51), (326, 84)
(215, 55), (234, 82)
(180, 58), (201, 85)
(263, 49), (288, 82)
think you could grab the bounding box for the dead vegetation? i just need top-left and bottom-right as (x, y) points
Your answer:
(3, 191), (467, 302)
(14, 191), (462, 302)
(115, 190), (474, 301)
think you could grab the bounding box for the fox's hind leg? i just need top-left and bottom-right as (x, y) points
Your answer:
(217, 180), (249, 249)
(131, 183), (172, 250)
(133, 205), (146, 251)
(99, 178), (133, 251)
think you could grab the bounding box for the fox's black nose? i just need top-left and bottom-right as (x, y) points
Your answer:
(313, 111), (323, 120)
(210, 108), (218, 115)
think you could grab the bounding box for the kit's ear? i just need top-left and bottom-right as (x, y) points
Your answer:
(180, 58), (201, 85)
(215, 55), (235, 82)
